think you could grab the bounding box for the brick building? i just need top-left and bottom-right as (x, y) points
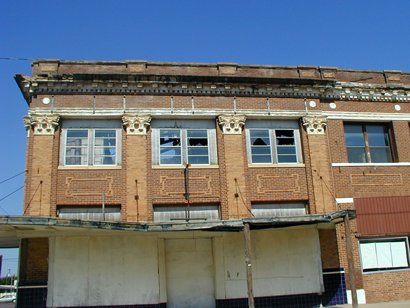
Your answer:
(4, 60), (410, 307)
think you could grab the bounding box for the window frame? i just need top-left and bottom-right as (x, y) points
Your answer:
(359, 237), (410, 273)
(62, 128), (120, 167)
(153, 126), (216, 167)
(344, 122), (395, 164)
(246, 127), (302, 165)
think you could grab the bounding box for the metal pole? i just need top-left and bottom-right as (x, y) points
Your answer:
(344, 214), (358, 308)
(244, 223), (255, 308)
(184, 164), (190, 222)
(102, 192), (106, 221)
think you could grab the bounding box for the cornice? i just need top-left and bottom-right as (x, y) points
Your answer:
(21, 77), (410, 103)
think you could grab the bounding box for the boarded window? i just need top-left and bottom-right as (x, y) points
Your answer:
(153, 204), (220, 222)
(251, 202), (306, 218)
(58, 206), (121, 222)
(359, 237), (409, 272)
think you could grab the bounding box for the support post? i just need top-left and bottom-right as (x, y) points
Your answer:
(344, 214), (358, 308)
(244, 223), (255, 308)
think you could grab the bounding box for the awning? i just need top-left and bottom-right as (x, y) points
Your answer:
(0, 210), (355, 247)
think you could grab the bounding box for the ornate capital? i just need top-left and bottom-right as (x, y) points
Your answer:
(122, 114), (151, 135)
(302, 116), (327, 135)
(24, 113), (60, 135)
(218, 114), (246, 134)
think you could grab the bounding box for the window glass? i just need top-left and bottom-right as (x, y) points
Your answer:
(248, 127), (300, 164)
(65, 130), (89, 165)
(275, 130), (297, 163)
(63, 129), (119, 166)
(250, 130), (272, 163)
(94, 130), (116, 165)
(344, 123), (393, 163)
(187, 130), (209, 164)
(160, 130), (182, 165)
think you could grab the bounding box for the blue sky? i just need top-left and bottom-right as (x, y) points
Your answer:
(0, 0), (409, 275)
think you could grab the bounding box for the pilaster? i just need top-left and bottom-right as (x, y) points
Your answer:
(218, 114), (249, 219)
(122, 114), (151, 222)
(302, 115), (336, 214)
(23, 113), (60, 216)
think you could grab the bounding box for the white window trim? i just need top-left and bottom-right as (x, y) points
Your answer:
(332, 162), (410, 167)
(62, 128), (121, 167)
(246, 128), (302, 165)
(359, 237), (410, 273)
(155, 128), (216, 166)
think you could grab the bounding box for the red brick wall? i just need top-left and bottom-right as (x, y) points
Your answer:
(19, 238), (48, 285)
(363, 271), (410, 303)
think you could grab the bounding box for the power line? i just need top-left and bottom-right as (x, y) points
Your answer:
(0, 186), (24, 215)
(0, 57), (33, 61)
(0, 171), (26, 186)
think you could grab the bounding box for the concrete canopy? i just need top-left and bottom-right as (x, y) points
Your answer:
(0, 210), (354, 247)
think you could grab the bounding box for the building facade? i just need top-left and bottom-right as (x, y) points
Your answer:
(9, 60), (410, 307)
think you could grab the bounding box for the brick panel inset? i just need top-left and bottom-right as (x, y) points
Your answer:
(66, 177), (114, 197)
(256, 174), (300, 194)
(350, 173), (403, 186)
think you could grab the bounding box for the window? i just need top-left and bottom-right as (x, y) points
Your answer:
(251, 202), (306, 217)
(246, 120), (302, 164)
(359, 238), (409, 272)
(344, 123), (393, 163)
(64, 129), (118, 166)
(58, 206), (121, 221)
(152, 120), (217, 166)
(60, 120), (121, 167)
(153, 204), (220, 222)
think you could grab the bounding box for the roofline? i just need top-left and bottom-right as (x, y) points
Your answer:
(30, 59), (407, 74)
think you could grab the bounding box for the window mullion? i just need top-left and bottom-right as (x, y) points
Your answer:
(181, 129), (187, 165)
(363, 125), (372, 163)
(271, 129), (277, 163)
(90, 129), (94, 166)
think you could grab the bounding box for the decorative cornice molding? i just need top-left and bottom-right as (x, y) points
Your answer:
(26, 79), (410, 102)
(302, 115), (327, 135)
(122, 114), (151, 135)
(24, 113), (60, 135)
(218, 114), (246, 134)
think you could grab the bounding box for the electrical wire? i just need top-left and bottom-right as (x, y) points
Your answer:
(0, 186), (24, 215)
(0, 57), (33, 61)
(0, 171), (26, 186)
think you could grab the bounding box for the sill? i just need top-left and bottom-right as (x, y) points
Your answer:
(152, 165), (219, 169)
(332, 162), (410, 167)
(248, 163), (305, 168)
(363, 267), (410, 275)
(58, 165), (122, 170)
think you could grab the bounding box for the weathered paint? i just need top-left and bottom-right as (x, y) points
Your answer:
(355, 196), (410, 236)
(46, 228), (323, 306)
(165, 238), (215, 307)
(221, 228), (322, 298)
(48, 235), (159, 306)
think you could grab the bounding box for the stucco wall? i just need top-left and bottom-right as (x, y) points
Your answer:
(48, 235), (159, 307)
(47, 228), (322, 306)
(221, 228), (322, 298)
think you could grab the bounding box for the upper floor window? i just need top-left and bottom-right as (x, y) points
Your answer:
(61, 120), (121, 167)
(152, 120), (217, 166)
(344, 123), (393, 163)
(246, 120), (302, 164)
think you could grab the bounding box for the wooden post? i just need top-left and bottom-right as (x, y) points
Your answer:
(344, 214), (358, 308)
(244, 223), (255, 308)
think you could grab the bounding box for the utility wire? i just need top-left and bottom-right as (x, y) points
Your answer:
(0, 185), (25, 215)
(0, 57), (33, 61)
(0, 171), (26, 186)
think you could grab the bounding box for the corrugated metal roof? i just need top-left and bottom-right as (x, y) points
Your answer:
(356, 196), (410, 236)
